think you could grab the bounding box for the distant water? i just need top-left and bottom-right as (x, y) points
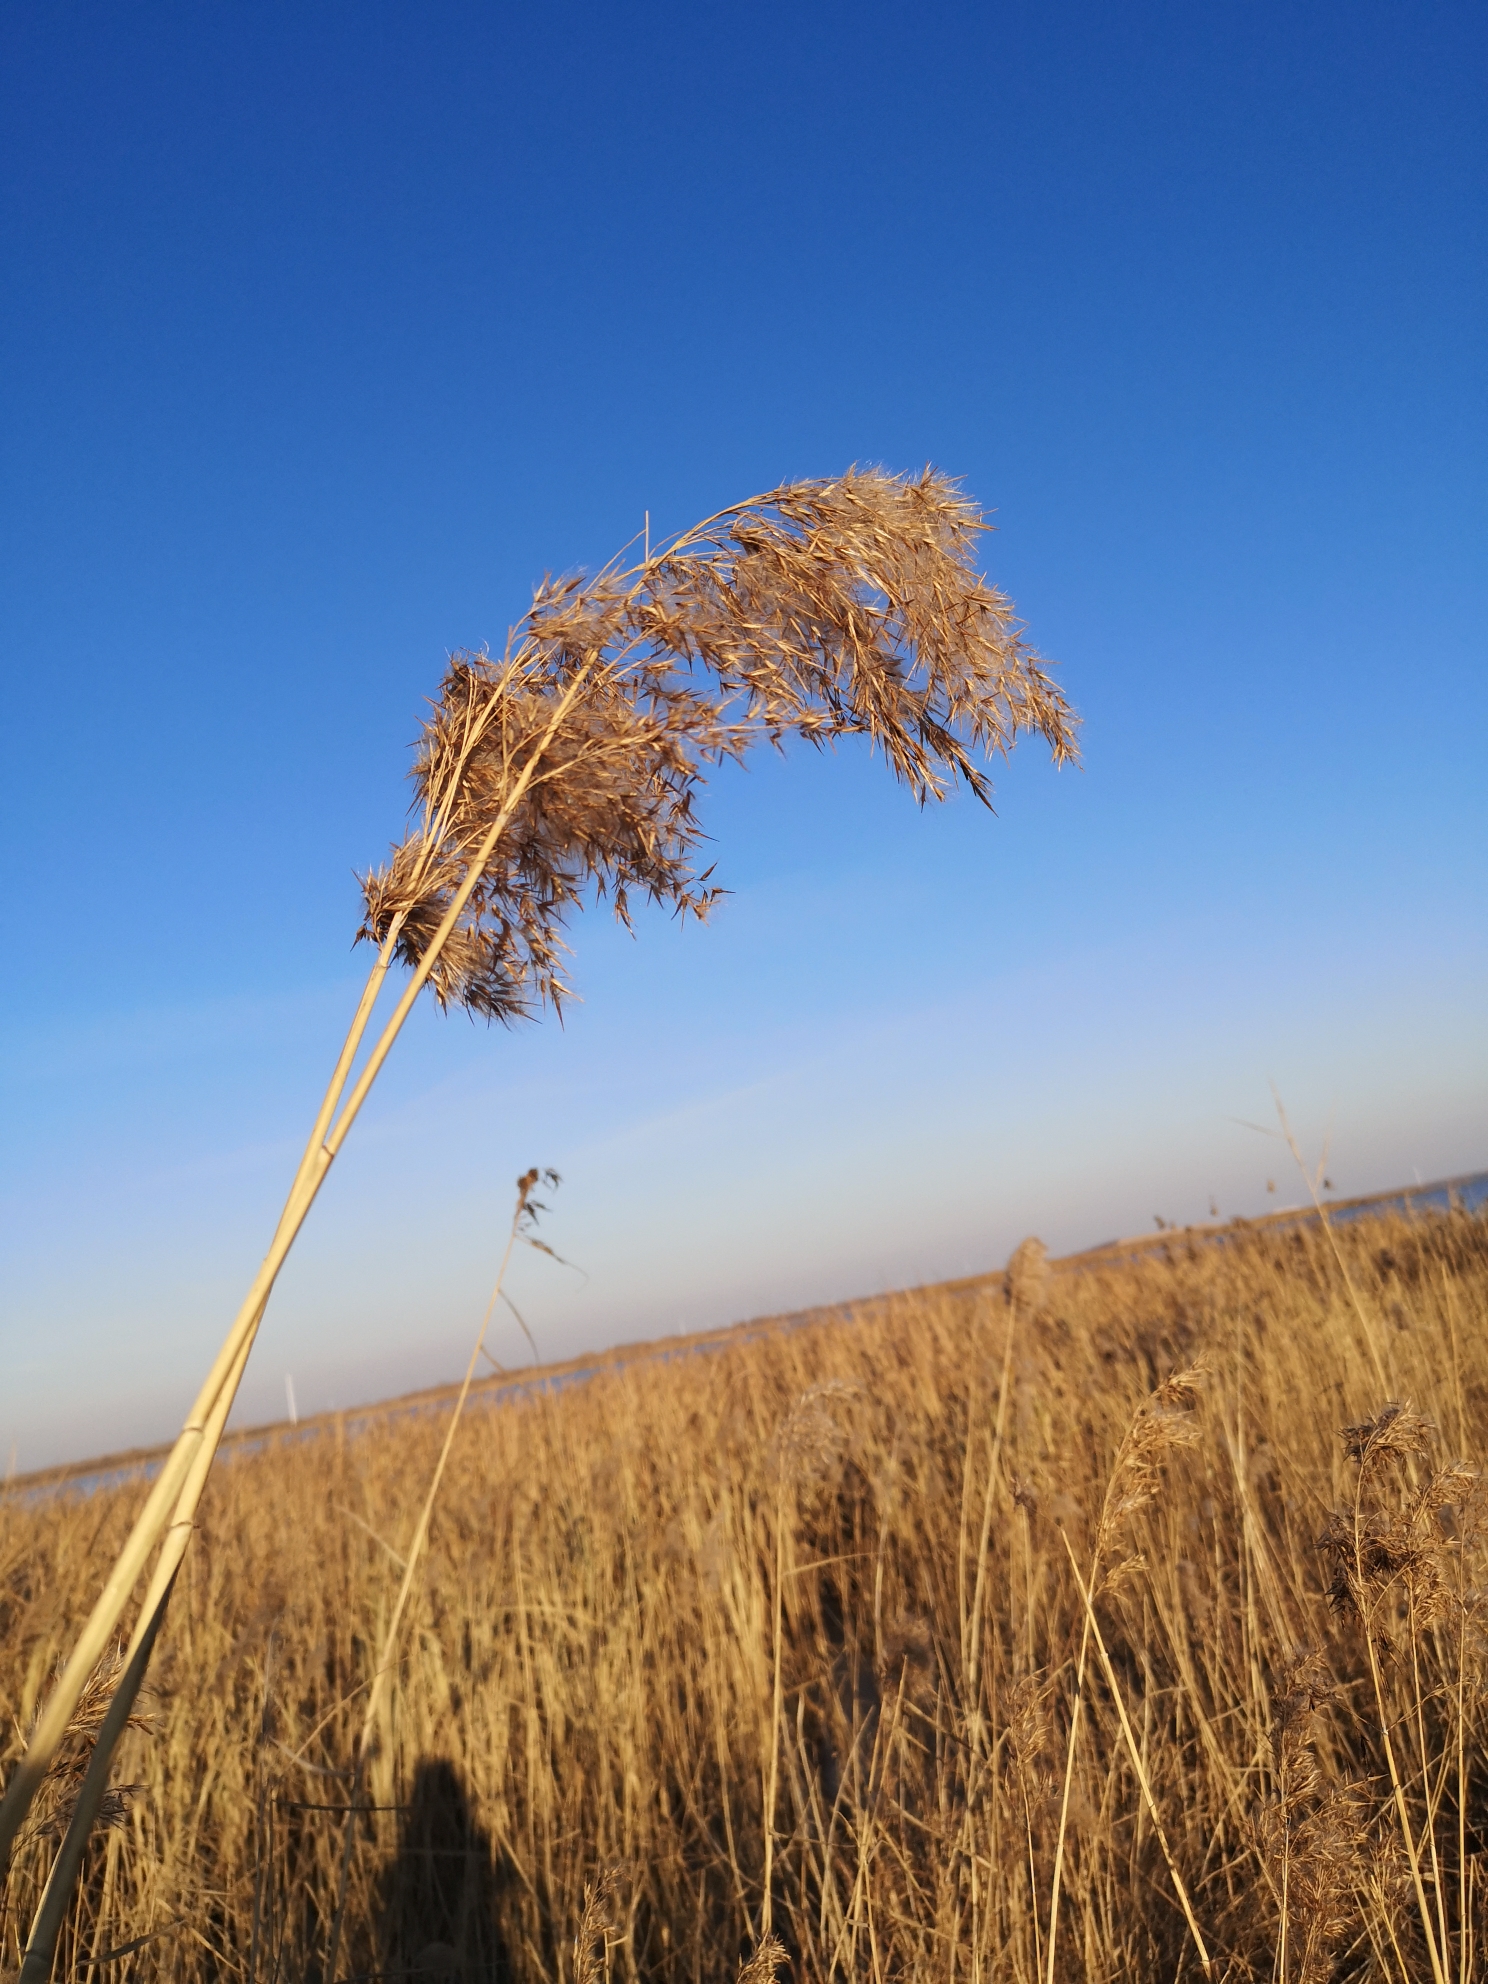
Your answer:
(1329, 1169), (1488, 1223)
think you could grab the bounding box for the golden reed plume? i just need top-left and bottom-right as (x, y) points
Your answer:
(359, 467), (1075, 1021)
(0, 469), (1075, 1978)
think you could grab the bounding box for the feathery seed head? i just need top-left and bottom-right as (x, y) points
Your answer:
(572, 1868), (620, 1984)
(1341, 1400), (1435, 1470)
(1005, 1236), (1051, 1315)
(31, 1646), (154, 1760)
(21, 1647), (155, 1847)
(1098, 1365), (1207, 1550)
(774, 1379), (865, 1491)
(1003, 1673), (1058, 1798)
(358, 469), (1078, 1021)
(736, 1934), (787, 1984)
(1255, 1650), (1367, 1984)
(1319, 1406), (1466, 1633)
(30, 1783), (141, 1844)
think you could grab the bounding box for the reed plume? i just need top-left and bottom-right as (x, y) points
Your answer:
(736, 1933), (787, 1984)
(358, 467), (1075, 1022)
(1004, 1235), (1051, 1316)
(1255, 1650), (1367, 1984)
(18, 1652), (150, 1849)
(1317, 1399), (1480, 1984)
(571, 1868), (620, 1984)
(0, 467), (1076, 1959)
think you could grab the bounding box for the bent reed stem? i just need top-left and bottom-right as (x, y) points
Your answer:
(761, 1486), (787, 1941)
(16, 1574), (179, 1984)
(3, 469), (1080, 1966)
(0, 663), (594, 1878)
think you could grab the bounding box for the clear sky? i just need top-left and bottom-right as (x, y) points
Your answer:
(2, 0), (1484, 1471)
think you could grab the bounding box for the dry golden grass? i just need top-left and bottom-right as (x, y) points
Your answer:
(4, 1206), (1487, 1983)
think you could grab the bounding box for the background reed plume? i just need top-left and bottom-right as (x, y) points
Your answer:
(0, 467), (1077, 1963)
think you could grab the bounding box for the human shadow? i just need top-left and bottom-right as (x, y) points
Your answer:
(378, 1757), (513, 1983)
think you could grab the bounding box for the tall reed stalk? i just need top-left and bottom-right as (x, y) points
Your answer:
(0, 469), (1077, 1942)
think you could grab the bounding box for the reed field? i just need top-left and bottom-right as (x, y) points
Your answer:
(3, 1206), (1487, 1984)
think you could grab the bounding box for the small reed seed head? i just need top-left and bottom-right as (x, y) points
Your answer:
(736, 1934), (788, 1984)
(571, 1868), (620, 1984)
(773, 1378), (865, 1490)
(1099, 1365), (1208, 1545)
(1318, 1406), (1468, 1636)
(1005, 1236), (1051, 1315)
(1341, 1400), (1435, 1470)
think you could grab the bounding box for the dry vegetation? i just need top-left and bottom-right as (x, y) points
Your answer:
(0, 469), (1080, 1928)
(4, 1207), (1487, 1983)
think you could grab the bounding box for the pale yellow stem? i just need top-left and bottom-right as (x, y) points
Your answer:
(0, 659), (593, 1871)
(1059, 1532), (1215, 1980)
(760, 1488), (786, 1939)
(353, 1209), (522, 1759)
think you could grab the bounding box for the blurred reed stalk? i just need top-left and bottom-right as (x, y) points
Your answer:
(321, 1167), (557, 1984)
(1044, 1368), (1207, 1984)
(0, 469), (1076, 1928)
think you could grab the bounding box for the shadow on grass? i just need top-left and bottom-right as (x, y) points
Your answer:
(377, 1757), (514, 1984)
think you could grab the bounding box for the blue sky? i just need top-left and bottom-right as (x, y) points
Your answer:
(2, 0), (1484, 1470)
